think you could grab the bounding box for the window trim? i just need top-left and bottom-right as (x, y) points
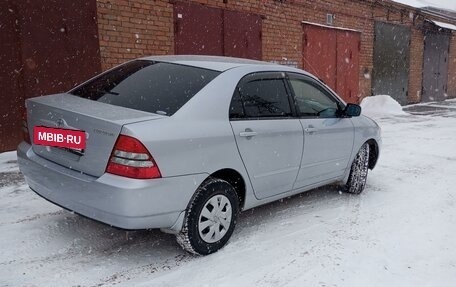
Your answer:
(229, 72), (298, 121)
(285, 72), (346, 119)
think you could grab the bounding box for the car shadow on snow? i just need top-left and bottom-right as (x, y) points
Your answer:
(44, 183), (355, 258)
(233, 184), (358, 238)
(24, 182), (362, 286)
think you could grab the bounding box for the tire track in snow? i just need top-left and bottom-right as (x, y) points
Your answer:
(92, 254), (193, 287)
(0, 210), (65, 227)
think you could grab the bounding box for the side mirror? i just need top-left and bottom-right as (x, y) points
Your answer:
(343, 103), (361, 117)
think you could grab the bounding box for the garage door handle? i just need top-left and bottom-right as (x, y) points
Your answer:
(239, 131), (257, 137)
(304, 127), (318, 133)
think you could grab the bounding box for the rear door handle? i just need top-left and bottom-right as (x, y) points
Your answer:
(239, 131), (258, 137)
(304, 127), (318, 133)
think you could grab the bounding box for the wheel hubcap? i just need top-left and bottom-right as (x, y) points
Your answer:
(198, 194), (232, 243)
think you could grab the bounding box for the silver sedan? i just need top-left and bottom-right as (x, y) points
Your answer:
(18, 55), (381, 255)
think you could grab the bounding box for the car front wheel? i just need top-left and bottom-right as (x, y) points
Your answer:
(176, 178), (239, 255)
(345, 143), (370, 194)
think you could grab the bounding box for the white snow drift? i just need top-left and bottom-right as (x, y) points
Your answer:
(361, 95), (408, 117)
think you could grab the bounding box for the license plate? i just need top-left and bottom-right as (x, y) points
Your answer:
(33, 126), (86, 150)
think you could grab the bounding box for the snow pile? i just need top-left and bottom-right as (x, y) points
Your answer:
(360, 95), (408, 117)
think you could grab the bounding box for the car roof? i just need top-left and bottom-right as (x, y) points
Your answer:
(140, 55), (281, 72)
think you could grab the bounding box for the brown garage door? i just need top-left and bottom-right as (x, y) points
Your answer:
(303, 23), (360, 103)
(0, 0), (101, 152)
(223, 10), (262, 60)
(174, 2), (262, 60)
(0, 2), (23, 151)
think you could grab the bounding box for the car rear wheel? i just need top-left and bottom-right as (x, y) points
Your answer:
(345, 143), (370, 194)
(176, 178), (239, 255)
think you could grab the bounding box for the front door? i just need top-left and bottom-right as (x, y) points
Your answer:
(286, 74), (354, 188)
(230, 72), (303, 199)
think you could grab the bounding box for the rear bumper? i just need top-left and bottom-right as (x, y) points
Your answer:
(17, 142), (207, 230)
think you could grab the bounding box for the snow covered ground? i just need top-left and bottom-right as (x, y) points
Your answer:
(1, 98), (456, 287)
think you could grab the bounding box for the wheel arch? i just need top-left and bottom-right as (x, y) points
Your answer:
(366, 139), (379, 170)
(207, 168), (246, 210)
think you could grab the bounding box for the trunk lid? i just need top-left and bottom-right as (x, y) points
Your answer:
(27, 93), (165, 177)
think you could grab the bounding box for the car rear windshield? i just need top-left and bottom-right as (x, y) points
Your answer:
(70, 60), (220, 116)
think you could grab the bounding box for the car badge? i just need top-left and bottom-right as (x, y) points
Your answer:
(56, 118), (66, 128)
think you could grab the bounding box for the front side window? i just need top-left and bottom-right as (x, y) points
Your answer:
(289, 78), (340, 118)
(70, 60), (220, 116)
(230, 75), (292, 119)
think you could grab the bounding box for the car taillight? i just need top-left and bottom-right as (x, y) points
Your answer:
(22, 109), (31, 144)
(106, 135), (161, 179)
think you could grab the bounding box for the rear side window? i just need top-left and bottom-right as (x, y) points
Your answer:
(70, 60), (220, 116)
(234, 77), (292, 118)
(229, 90), (245, 119)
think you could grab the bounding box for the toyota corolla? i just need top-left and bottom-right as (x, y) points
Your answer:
(18, 55), (381, 255)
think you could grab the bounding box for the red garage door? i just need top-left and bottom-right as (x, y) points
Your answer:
(303, 24), (360, 103)
(0, 0), (101, 152)
(0, 2), (23, 151)
(303, 25), (337, 88)
(174, 4), (224, 56)
(336, 31), (360, 103)
(174, 2), (262, 60)
(223, 10), (262, 60)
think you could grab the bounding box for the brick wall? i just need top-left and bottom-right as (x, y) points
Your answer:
(95, 0), (454, 103)
(409, 25), (424, 103)
(448, 32), (456, 98)
(96, 0), (174, 70)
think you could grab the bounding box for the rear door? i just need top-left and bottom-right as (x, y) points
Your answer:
(229, 72), (303, 200)
(286, 73), (354, 189)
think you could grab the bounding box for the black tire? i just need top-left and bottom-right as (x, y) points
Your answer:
(345, 143), (370, 194)
(176, 178), (239, 255)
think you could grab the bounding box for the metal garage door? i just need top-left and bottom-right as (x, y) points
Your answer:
(336, 31), (360, 103)
(0, 0), (102, 152)
(303, 25), (337, 88)
(372, 22), (410, 105)
(174, 2), (262, 60)
(303, 24), (360, 103)
(19, 0), (101, 98)
(422, 31), (450, 102)
(174, 3), (223, 56)
(223, 10), (262, 60)
(0, 2), (23, 151)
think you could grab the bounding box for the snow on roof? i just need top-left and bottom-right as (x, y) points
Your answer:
(391, 0), (456, 11)
(427, 19), (456, 30)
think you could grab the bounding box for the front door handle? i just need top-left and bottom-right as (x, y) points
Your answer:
(304, 127), (318, 133)
(239, 129), (257, 138)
